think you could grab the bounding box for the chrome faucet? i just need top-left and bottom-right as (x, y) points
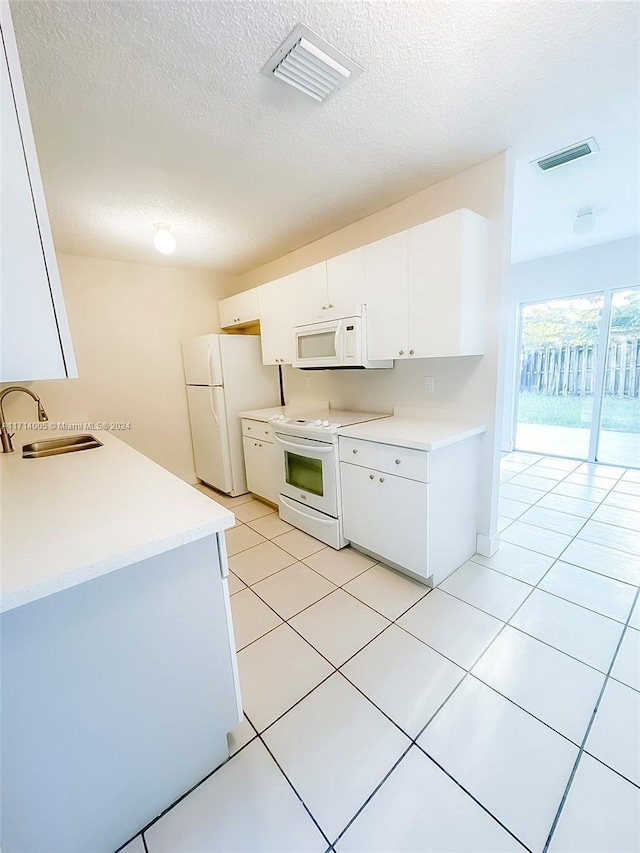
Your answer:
(0, 386), (49, 453)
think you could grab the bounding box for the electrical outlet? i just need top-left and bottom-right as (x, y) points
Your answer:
(424, 376), (435, 394)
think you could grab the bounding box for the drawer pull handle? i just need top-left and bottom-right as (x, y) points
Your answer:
(398, 350), (404, 355)
(369, 473), (375, 480)
(379, 477), (385, 483)
(395, 459), (401, 465)
(352, 449), (358, 454)
(409, 349), (415, 355)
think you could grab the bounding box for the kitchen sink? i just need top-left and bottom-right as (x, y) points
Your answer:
(22, 434), (103, 459)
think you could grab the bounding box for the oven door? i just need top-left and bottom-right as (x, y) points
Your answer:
(274, 433), (338, 517)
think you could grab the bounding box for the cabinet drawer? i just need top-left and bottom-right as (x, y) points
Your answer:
(339, 437), (378, 469)
(378, 444), (429, 482)
(242, 419), (273, 442)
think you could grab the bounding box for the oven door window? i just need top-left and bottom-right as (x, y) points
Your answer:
(285, 451), (324, 496)
(297, 331), (336, 360)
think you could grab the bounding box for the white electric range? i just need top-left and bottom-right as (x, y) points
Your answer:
(269, 409), (390, 548)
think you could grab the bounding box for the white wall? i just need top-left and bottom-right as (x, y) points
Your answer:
(1, 254), (236, 480)
(502, 236), (640, 448)
(235, 153), (515, 549)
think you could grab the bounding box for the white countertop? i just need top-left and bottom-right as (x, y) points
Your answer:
(0, 429), (234, 614)
(239, 403), (329, 423)
(337, 418), (486, 451)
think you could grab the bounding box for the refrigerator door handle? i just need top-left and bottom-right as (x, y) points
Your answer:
(209, 388), (219, 426)
(206, 344), (214, 387)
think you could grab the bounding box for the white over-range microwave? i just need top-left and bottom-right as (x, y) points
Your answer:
(293, 310), (393, 369)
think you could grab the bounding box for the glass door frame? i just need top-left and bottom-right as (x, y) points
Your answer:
(511, 289), (620, 464)
(588, 289), (613, 462)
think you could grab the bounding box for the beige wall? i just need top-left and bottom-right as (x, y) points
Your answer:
(2, 254), (237, 481)
(235, 153), (515, 544)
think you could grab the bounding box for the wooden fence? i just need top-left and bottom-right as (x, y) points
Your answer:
(520, 339), (640, 399)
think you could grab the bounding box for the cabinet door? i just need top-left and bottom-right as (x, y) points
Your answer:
(258, 274), (297, 365)
(219, 289), (259, 329)
(408, 214), (463, 358)
(259, 440), (279, 504)
(325, 247), (365, 321)
(1, 6), (76, 381)
(376, 473), (429, 579)
(243, 437), (278, 504)
(407, 210), (487, 358)
(364, 232), (409, 360)
(341, 462), (381, 554)
(295, 262), (328, 325)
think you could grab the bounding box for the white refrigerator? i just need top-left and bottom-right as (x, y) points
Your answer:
(183, 334), (280, 496)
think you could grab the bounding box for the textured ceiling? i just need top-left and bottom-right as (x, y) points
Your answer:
(10, 0), (640, 272)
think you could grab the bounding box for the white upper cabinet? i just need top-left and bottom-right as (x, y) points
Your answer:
(325, 247), (366, 321)
(0, 2), (77, 382)
(407, 209), (488, 358)
(218, 288), (259, 329)
(364, 209), (488, 361)
(294, 262), (328, 326)
(364, 232), (409, 360)
(295, 251), (366, 326)
(220, 208), (488, 367)
(258, 273), (298, 365)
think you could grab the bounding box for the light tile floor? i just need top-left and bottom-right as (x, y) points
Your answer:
(123, 456), (640, 853)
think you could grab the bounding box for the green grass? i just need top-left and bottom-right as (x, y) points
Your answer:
(518, 392), (640, 433)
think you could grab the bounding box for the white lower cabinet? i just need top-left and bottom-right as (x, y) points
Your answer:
(340, 434), (481, 586)
(341, 463), (428, 578)
(242, 435), (278, 504)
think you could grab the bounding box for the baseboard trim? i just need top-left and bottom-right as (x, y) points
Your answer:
(476, 531), (501, 557)
(501, 440), (514, 453)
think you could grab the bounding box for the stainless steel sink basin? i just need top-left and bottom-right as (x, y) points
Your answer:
(22, 434), (103, 459)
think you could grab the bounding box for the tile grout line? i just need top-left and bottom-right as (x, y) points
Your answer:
(471, 547), (639, 609)
(398, 465), (637, 839)
(541, 581), (640, 853)
(240, 516), (632, 748)
(500, 470), (617, 553)
(254, 731), (333, 848)
(161, 465), (633, 853)
(188, 456), (636, 851)
(502, 454), (620, 513)
(234, 555), (426, 653)
(232, 560), (388, 653)
(449, 556), (637, 634)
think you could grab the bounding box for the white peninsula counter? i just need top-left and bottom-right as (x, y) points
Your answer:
(1, 429), (241, 853)
(337, 417), (486, 587)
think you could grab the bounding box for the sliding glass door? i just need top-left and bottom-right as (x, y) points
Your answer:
(515, 295), (604, 459)
(595, 288), (640, 467)
(514, 287), (640, 468)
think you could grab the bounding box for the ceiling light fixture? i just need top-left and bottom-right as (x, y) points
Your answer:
(261, 23), (362, 103)
(573, 207), (596, 235)
(153, 224), (177, 254)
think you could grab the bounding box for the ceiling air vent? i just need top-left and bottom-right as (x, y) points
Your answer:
(261, 23), (362, 103)
(532, 138), (600, 171)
